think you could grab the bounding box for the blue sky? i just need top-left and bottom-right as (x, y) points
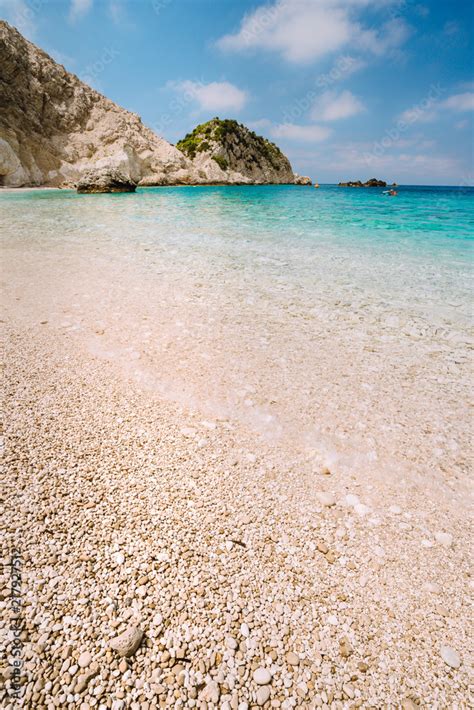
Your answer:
(1, 0), (473, 184)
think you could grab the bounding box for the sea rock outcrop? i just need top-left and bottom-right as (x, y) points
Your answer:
(176, 118), (298, 185)
(76, 168), (137, 193)
(0, 21), (308, 187)
(338, 178), (388, 187)
(294, 174), (312, 185)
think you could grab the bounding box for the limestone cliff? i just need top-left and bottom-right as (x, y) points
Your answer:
(0, 21), (307, 187)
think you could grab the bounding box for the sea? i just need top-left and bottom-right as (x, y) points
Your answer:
(2, 184), (473, 496)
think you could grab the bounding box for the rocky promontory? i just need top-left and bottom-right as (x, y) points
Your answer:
(176, 118), (296, 185)
(0, 21), (308, 188)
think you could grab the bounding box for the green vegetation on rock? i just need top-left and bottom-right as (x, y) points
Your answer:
(176, 117), (287, 173)
(212, 155), (228, 171)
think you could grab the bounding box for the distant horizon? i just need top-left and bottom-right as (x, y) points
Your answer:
(1, 0), (473, 186)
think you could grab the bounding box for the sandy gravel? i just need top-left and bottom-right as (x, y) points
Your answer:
(1, 320), (473, 709)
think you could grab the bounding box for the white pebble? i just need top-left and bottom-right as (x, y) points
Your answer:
(440, 645), (461, 669)
(253, 667), (272, 685)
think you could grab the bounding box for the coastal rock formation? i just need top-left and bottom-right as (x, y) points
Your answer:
(77, 168), (136, 193)
(0, 21), (307, 187)
(338, 178), (388, 187)
(176, 118), (297, 185)
(294, 174), (312, 185)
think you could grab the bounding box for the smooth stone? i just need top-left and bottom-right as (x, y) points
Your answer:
(316, 492), (335, 507)
(200, 681), (220, 703)
(440, 645), (460, 669)
(354, 503), (370, 516)
(422, 582), (440, 594)
(110, 626), (144, 658)
(435, 532), (453, 548)
(240, 623), (250, 637)
(285, 651), (299, 666)
(401, 700), (419, 710)
(226, 637), (238, 650)
(256, 686), (271, 705)
(253, 667), (272, 685)
(78, 652), (92, 668)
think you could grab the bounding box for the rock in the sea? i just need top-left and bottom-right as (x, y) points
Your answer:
(176, 117), (299, 185)
(338, 177), (388, 187)
(109, 625), (144, 657)
(440, 645), (461, 669)
(294, 174), (312, 185)
(77, 168), (136, 194)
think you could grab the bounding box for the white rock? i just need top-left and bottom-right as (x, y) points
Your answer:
(113, 552), (125, 565)
(240, 623), (250, 637)
(389, 505), (402, 514)
(354, 503), (371, 516)
(180, 427), (196, 438)
(327, 615), (338, 625)
(78, 651), (92, 668)
(422, 582), (440, 594)
(226, 636), (238, 650)
(345, 494), (360, 507)
(200, 681), (220, 703)
(256, 686), (271, 705)
(440, 645), (460, 669)
(316, 492), (335, 507)
(253, 667), (272, 685)
(435, 532), (453, 548)
(110, 626), (144, 658)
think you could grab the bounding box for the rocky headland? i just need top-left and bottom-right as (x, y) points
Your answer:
(0, 21), (308, 188)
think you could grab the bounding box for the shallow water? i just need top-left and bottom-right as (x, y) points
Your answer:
(2, 184), (473, 494)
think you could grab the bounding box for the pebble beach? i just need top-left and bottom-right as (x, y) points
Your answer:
(2, 185), (473, 708)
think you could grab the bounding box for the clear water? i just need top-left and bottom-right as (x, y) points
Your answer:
(2, 184), (473, 493)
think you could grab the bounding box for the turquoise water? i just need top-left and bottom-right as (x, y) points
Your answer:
(2, 184), (473, 484)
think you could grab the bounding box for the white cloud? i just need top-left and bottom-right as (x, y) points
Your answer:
(216, 0), (411, 64)
(108, 0), (123, 24)
(0, 0), (37, 37)
(441, 92), (474, 112)
(271, 123), (332, 142)
(443, 20), (460, 37)
(329, 142), (461, 180)
(69, 0), (93, 22)
(247, 118), (273, 130)
(398, 106), (437, 124)
(171, 81), (248, 113)
(311, 89), (365, 121)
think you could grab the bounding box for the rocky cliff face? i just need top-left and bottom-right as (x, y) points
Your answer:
(176, 118), (295, 185)
(0, 21), (306, 187)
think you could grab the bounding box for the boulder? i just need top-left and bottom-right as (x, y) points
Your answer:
(294, 174), (312, 185)
(76, 168), (137, 194)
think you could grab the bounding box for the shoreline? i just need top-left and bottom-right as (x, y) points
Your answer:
(2, 184), (471, 708)
(3, 319), (471, 708)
